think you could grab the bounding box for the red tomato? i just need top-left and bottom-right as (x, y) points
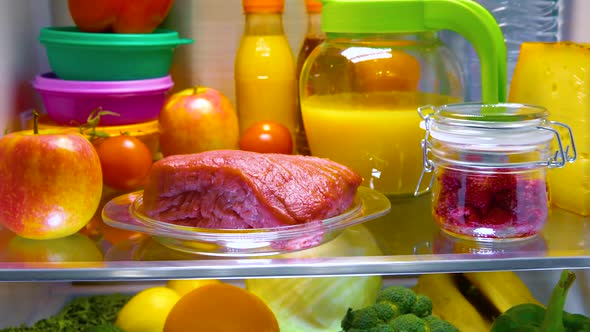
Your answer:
(95, 136), (153, 191)
(68, 0), (175, 34)
(81, 213), (145, 245)
(239, 121), (293, 154)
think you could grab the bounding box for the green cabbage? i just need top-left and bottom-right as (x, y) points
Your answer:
(246, 225), (384, 332)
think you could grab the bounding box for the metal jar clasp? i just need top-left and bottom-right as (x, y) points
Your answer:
(414, 105), (436, 196)
(537, 121), (577, 168)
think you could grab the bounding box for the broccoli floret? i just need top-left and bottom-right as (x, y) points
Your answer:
(348, 307), (385, 329)
(368, 324), (396, 332)
(423, 315), (459, 332)
(341, 287), (456, 332)
(389, 314), (428, 332)
(376, 286), (432, 318)
(341, 303), (396, 331)
(411, 295), (433, 318)
(373, 303), (396, 322)
(376, 286), (417, 315)
(342, 308), (356, 331)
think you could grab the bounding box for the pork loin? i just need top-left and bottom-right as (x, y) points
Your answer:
(142, 150), (362, 229)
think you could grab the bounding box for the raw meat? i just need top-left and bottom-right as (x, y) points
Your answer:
(142, 150), (362, 229)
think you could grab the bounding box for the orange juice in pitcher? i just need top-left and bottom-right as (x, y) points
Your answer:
(300, 0), (507, 197)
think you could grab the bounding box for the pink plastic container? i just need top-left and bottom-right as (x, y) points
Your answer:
(32, 73), (174, 126)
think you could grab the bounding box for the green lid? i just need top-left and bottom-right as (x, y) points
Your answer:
(39, 27), (194, 47)
(321, 0), (507, 106)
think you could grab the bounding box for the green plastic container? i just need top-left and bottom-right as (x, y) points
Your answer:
(39, 27), (193, 81)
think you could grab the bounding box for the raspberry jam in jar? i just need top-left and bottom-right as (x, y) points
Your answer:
(416, 103), (577, 241)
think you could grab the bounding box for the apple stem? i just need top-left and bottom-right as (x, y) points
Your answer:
(32, 110), (39, 135)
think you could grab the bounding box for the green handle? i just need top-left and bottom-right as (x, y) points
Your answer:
(424, 0), (506, 104)
(322, 0), (507, 104)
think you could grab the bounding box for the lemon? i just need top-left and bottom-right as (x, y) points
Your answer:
(166, 279), (221, 297)
(115, 286), (180, 332)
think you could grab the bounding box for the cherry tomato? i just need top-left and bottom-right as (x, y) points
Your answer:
(95, 135), (153, 191)
(82, 214), (145, 244)
(239, 121), (293, 154)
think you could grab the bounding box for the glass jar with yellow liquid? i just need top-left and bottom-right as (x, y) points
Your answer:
(299, 0), (507, 197)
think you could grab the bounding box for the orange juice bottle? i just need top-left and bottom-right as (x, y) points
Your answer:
(235, 0), (297, 149)
(295, 0), (325, 155)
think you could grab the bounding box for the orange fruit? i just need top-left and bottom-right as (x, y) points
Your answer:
(164, 283), (279, 332)
(354, 49), (421, 92)
(166, 279), (221, 297)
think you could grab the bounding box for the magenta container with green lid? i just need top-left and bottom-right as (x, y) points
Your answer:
(39, 27), (193, 81)
(32, 73), (174, 126)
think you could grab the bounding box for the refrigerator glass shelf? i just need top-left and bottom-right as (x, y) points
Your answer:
(0, 194), (587, 281)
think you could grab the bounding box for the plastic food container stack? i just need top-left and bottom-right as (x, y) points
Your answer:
(33, 25), (194, 131)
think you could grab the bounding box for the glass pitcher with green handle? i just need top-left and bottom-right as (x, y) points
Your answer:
(299, 0), (506, 197)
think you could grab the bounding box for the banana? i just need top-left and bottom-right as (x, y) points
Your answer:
(413, 271), (542, 332)
(463, 271), (542, 313)
(413, 273), (492, 332)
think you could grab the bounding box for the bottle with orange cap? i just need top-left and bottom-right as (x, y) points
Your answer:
(294, 0), (325, 155)
(234, 0), (297, 152)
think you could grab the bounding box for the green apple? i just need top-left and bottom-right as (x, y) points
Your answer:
(0, 128), (103, 240)
(159, 86), (240, 156)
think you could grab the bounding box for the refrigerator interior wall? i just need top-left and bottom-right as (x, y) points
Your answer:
(562, 0), (590, 42)
(0, 1), (51, 134)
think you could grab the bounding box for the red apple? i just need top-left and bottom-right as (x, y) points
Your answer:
(159, 87), (240, 156)
(0, 129), (103, 240)
(68, 0), (175, 34)
(1, 233), (104, 262)
(0, 226), (15, 254)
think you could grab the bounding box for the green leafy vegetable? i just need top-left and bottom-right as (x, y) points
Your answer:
(1, 293), (131, 332)
(83, 323), (123, 332)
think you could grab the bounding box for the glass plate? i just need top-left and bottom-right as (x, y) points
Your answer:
(102, 186), (391, 257)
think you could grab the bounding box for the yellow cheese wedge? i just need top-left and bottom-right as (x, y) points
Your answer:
(509, 42), (590, 216)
